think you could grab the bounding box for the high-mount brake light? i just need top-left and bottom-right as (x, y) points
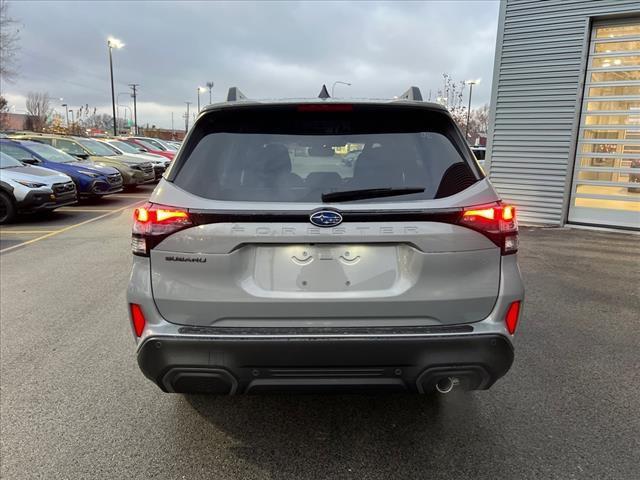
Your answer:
(458, 204), (518, 255)
(132, 202), (193, 256)
(297, 104), (353, 112)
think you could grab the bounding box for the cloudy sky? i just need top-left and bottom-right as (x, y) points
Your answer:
(2, 0), (499, 129)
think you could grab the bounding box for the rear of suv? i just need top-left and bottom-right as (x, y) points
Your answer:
(127, 87), (524, 395)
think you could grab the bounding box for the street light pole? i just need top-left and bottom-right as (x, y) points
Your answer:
(197, 87), (206, 112)
(464, 79), (480, 140)
(107, 37), (125, 136)
(331, 81), (351, 97)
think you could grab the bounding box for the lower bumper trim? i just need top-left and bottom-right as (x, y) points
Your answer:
(137, 333), (514, 394)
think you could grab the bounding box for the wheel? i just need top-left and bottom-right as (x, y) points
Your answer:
(0, 191), (17, 224)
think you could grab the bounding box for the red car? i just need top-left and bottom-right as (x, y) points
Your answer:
(122, 137), (175, 161)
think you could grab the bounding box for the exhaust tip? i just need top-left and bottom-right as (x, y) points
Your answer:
(435, 377), (456, 394)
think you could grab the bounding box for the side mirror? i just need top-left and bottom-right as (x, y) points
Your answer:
(21, 158), (40, 165)
(74, 153), (90, 160)
(138, 148), (148, 153)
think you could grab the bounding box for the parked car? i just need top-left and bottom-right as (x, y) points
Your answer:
(0, 151), (77, 223)
(96, 138), (170, 180)
(135, 136), (178, 153)
(470, 146), (486, 169)
(16, 135), (155, 189)
(629, 158), (640, 193)
(121, 137), (175, 160)
(0, 139), (123, 198)
(127, 88), (524, 395)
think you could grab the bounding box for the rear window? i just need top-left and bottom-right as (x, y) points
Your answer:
(172, 104), (479, 203)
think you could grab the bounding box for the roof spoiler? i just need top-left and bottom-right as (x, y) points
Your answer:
(398, 86), (423, 101)
(226, 87), (248, 102)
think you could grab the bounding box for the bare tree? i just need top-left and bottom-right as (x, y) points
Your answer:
(436, 73), (467, 130)
(0, 0), (20, 84)
(0, 94), (8, 129)
(467, 104), (490, 144)
(25, 91), (52, 132)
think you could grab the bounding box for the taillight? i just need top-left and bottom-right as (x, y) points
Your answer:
(505, 301), (521, 335)
(132, 202), (193, 256)
(458, 204), (518, 254)
(129, 303), (146, 337)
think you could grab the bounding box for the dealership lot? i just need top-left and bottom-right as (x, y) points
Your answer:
(0, 203), (639, 479)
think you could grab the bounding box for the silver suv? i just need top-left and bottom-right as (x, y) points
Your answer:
(127, 87), (524, 395)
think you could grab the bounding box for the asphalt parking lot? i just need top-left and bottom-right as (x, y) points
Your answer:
(1, 201), (639, 479)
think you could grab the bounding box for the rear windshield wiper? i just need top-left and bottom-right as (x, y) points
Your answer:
(321, 187), (425, 203)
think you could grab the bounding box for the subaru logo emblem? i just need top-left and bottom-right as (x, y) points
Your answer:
(310, 210), (343, 227)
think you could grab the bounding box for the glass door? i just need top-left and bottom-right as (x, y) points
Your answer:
(569, 19), (640, 229)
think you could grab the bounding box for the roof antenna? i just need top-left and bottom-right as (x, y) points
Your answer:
(318, 84), (330, 99)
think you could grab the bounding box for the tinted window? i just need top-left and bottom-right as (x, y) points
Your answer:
(0, 151), (24, 168)
(0, 143), (34, 161)
(26, 143), (77, 163)
(136, 139), (163, 151)
(76, 138), (117, 156)
(108, 140), (139, 154)
(173, 105), (478, 203)
(56, 139), (86, 156)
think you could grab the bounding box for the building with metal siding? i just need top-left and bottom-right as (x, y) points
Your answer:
(486, 0), (640, 229)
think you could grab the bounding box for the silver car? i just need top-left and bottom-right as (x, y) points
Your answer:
(127, 87), (524, 395)
(0, 151), (77, 223)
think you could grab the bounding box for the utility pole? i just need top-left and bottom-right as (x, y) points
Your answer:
(171, 112), (175, 140)
(61, 103), (70, 128)
(206, 81), (214, 104)
(129, 83), (139, 135)
(184, 102), (191, 133)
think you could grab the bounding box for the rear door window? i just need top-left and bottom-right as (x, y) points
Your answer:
(172, 104), (479, 203)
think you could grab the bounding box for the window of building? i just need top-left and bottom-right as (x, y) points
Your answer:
(568, 19), (640, 228)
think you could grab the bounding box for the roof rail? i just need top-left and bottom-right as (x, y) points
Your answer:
(226, 87), (248, 102)
(398, 86), (423, 102)
(318, 84), (330, 99)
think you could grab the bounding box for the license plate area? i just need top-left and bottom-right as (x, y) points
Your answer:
(252, 244), (414, 293)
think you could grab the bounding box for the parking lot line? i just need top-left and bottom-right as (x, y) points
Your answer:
(0, 230), (57, 234)
(109, 194), (150, 199)
(56, 208), (119, 212)
(0, 200), (144, 254)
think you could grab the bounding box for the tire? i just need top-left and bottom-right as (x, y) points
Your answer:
(0, 191), (17, 224)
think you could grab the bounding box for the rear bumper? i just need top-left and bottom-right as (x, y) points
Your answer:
(137, 333), (514, 394)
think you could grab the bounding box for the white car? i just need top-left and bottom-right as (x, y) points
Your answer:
(98, 139), (170, 180)
(0, 151), (77, 223)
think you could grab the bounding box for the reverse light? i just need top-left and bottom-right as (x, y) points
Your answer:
(129, 303), (146, 337)
(132, 202), (193, 256)
(459, 204), (518, 254)
(505, 301), (521, 335)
